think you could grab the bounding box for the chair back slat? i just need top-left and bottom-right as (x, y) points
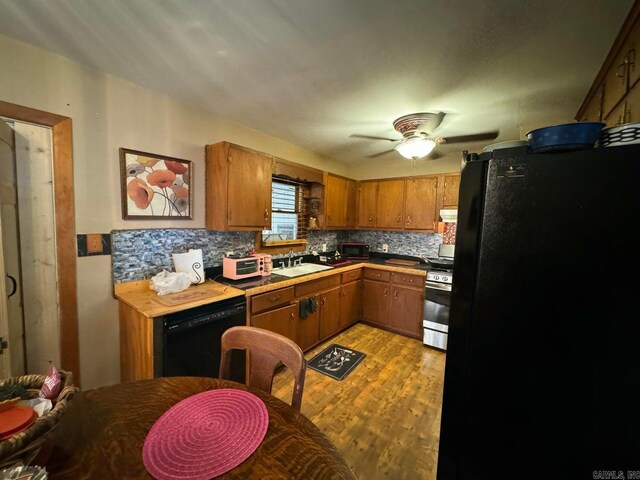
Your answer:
(220, 326), (306, 411)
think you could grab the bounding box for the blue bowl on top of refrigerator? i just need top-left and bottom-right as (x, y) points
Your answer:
(526, 122), (605, 153)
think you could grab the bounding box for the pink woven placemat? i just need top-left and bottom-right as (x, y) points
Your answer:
(142, 389), (269, 480)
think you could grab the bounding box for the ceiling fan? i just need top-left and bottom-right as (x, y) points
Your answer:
(350, 112), (499, 160)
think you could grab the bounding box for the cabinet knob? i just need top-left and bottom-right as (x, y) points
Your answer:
(264, 209), (269, 221)
(617, 60), (628, 79)
(406, 216), (411, 225)
(393, 289), (398, 300)
(270, 295), (280, 302)
(383, 288), (388, 296)
(321, 297), (326, 305)
(290, 312), (295, 319)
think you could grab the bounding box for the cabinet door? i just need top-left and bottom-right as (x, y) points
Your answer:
(318, 286), (341, 341)
(625, 80), (640, 123)
(604, 98), (628, 127)
(625, 23), (640, 90)
(361, 279), (389, 326)
(325, 174), (347, 227)
(357, 181), (378, 228)
(602, 49), (630, 119)
(405, 176), (438, 231)
(442, 174), (461, 209)
(340, 280), (362, 330)
(227, 146), (272, 228)
(376, 179), (405, 229)
(251, 303), (297, 341)
(389, 286), (423, 338)
(345, 179), (357, 227)
(297, 294), (320, 351)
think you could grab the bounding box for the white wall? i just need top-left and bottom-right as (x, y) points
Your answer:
(0, 33), (353, 389)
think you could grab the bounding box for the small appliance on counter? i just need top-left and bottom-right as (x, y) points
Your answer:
(222, 255), (261, 280)
(317, 251), (350, 266)
(252, 253), (272, 276)
(338, 242), (369, 259)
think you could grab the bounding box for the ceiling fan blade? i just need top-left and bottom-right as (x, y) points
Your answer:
(440, 131), (499, 144)
(366, 148), (395, 158)
(350, 134), (400, 142)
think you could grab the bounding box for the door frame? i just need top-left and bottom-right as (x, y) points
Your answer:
(0, 100), (80, 385)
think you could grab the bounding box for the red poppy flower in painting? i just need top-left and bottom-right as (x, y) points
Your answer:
(147, 170), (176, 188)
(165, 160), (188, 175)
(127, 178), (154, 209)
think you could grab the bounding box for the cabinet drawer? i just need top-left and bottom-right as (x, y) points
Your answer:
(363, 268), (391, 282)
(341, 269), (362, 283)
(251, 286), (294, 314)
(391, 272), (424, 288)
(295, 274), (340, 298)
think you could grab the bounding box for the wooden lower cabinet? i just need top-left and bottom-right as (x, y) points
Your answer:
(297, 294), (320, 351)
(250, 303), (298, 340)
(318, 286), (342, 342)
(339, 280), (362, 330)
(388, 285), (423, 338)
(362, 279), (389, 326)
(361, 269), (424, 339)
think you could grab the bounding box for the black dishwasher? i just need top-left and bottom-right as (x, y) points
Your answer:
(154, 296), (246, 382)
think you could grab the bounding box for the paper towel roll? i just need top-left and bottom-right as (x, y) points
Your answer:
(172, 249), (205, 284)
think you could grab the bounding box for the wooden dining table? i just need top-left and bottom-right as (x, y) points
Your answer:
(41, 377), (357, 479)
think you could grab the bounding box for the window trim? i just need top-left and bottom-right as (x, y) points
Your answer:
(255, 177), (309, 253)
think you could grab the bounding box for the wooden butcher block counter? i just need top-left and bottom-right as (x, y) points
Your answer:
(114, 279), (245, 317)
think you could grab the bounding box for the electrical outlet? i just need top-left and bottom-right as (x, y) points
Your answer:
(226, 251), (234, 257)
(322, 243), (327, 252)
(382, 244), (389, 253)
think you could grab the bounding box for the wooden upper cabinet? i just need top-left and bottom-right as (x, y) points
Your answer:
(442, 174), (461, 209)
(602, 46), (630, 119)
(324, 173), (347, 228)
(205, 142), (272, 230)
(345, 179), (357, 227)
(357, 181), (378, 228)
(404, 176), (439, 231)
(376, 179), (405, 229)
(578, 2), (640, 124)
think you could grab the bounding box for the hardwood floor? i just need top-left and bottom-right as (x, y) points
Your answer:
(271, 323), (446, 480)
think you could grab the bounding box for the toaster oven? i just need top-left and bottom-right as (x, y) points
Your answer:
(223, 254), (271, 280)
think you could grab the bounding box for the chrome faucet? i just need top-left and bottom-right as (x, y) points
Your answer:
(287, 248), (293, 268)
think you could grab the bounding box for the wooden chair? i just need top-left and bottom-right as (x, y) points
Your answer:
(219, 326), (306, 411)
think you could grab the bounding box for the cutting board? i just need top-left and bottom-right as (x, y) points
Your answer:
(384, 258), (420, 267)
(154, 283), (225, 306)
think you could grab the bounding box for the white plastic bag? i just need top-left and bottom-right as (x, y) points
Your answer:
(149, 270), (192, 295)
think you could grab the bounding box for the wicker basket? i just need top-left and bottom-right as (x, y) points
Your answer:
(0, 370), (79, 468)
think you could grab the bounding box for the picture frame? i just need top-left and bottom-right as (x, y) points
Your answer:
(119, 148), (193, 219)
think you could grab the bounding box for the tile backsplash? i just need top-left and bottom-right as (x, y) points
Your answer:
(111, 228), (442, 283)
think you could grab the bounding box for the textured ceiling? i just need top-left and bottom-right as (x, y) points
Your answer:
(0, 0), (633, 164)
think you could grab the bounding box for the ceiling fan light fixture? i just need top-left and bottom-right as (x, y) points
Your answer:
(395, 135), (436, 159)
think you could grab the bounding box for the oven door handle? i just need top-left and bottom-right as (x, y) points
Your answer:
(425, 281), (452, 292)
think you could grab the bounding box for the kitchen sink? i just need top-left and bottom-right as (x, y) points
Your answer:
(274, 263), (334, 278)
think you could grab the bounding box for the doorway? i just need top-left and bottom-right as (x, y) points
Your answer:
(0, 100), (79, 385)
(0, 118), (60, 376)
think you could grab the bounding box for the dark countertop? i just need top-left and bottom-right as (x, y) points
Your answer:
(206, 253), (430, 292)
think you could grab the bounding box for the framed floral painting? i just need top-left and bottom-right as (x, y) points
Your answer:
(119, 148), (192, 219)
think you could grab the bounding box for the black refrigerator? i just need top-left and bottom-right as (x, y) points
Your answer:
(437, 145), (640, 479)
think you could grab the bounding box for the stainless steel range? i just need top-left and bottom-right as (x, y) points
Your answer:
(423, 267), (452, 350)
